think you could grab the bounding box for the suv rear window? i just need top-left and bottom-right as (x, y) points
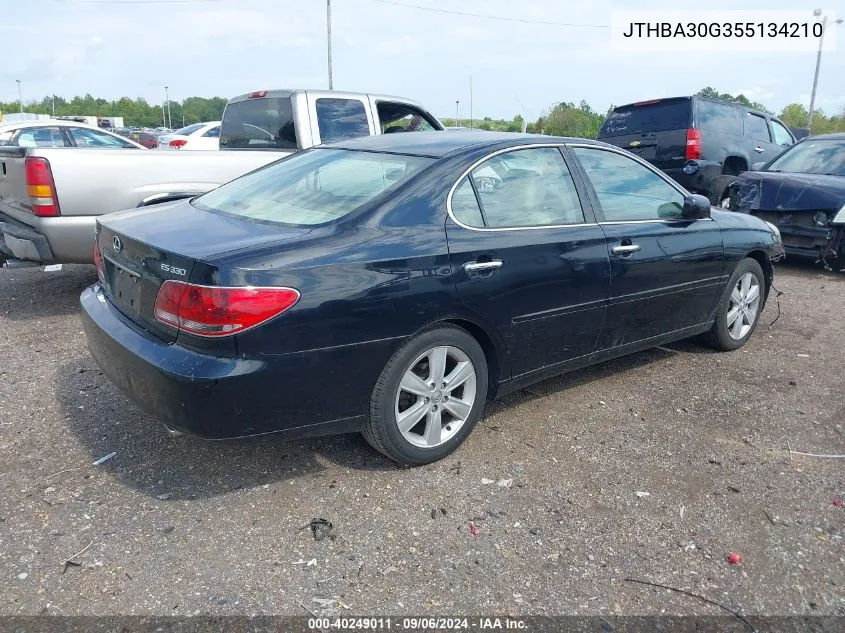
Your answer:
(600, 99), (691, 137)
(696, 100), (743, 135)
(220, 97), (298, 150)
(191, 148), (434, 226)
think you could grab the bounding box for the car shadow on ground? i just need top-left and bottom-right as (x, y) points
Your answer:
(55, 356), (403, 501)
(56, 344), (692, 501)
(0, 265), (97, 321)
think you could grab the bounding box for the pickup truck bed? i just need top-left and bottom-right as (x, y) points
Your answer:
(0, 147), (285, 264)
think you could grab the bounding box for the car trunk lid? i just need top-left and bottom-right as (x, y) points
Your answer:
(96, 199), (310, 343)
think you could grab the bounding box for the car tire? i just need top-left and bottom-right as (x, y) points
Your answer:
(362, 325), (488, 466)
(702, 258), (766, 351)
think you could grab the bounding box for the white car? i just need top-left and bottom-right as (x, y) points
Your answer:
(157, 121), (221, 151)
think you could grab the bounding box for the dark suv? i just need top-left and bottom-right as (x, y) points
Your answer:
(597, 96), (796, 207)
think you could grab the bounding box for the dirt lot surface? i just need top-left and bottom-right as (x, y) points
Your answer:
(0, 262), (843, 619)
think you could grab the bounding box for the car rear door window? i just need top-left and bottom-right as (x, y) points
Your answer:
(457, 147), (584, 228)
(573, 147), (685, 222)
(770, 119), (794, 147)
(316, 98), (371, 143)
(746, 113), (771, 143)
(203, 125), (220, 138)
(450, 179), (486, 227)
(14, 127), (67, 148)
(696, 100), (743, 135)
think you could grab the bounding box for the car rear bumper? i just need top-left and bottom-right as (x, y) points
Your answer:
(663, 161), (723, 198)
(80, 284), (391, 440)
(0, 211), (96, 264)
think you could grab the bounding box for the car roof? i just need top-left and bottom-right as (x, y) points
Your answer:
(321, 130), (604, 158)
(804, 132), (845, 140)
(0, 119), (104, 131)
(611, 95), (774, 118)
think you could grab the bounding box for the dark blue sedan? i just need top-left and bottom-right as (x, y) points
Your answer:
(81, 132), (784, 465)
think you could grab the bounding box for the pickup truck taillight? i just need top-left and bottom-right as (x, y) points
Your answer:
(153, 280), (300, 337)
(685, 128), (702, 161)
(25, 157), (61, 217)
(169, 139), (187, 149)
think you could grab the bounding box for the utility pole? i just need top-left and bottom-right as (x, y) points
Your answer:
(164, 85), (172, 129)
(455, 100), (459, 126)
(469, 75), (473, 129)
(16, 80), (22, 114)
(51, 96), (55, 117)
(808, 10), (844, 132)
(327, 0), (333, 90)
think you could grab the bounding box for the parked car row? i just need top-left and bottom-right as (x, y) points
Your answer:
(0, 85), (791, 466)
(81, 131), (784, 465)
(0, 89), (444, 267)
(598, 95), (844, 268)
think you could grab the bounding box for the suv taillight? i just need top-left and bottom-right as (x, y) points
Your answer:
(25, 156), (61, 217)
(154, 280), (300, 337)
(686, 128), (702, 160)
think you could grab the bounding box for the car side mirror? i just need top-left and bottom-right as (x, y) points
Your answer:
(682, 194), (712, 219)
(751, 161), (765, 171)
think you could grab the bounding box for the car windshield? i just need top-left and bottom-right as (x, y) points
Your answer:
(191, 148), (435, 226)
(765, 139), (845, 176)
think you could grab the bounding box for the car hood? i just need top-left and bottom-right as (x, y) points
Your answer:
(734, 170), (845, 213)
(98, 198), (311, 261)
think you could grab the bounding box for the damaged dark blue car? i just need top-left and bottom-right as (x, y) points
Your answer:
(728, 133), (845, 270)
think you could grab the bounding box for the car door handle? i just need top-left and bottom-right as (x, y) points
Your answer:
(753, 147), (765, 153)
(463, 260), (503, 273)
(611, 244), (641, 255)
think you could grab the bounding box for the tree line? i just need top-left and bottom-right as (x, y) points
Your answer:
(0, 94), (228, 128)
(2, 88), (843, 135)
(443, 86), (845, 137)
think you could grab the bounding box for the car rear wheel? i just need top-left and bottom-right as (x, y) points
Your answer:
(702, 258), (765, 351)
(363, 325), (488, 465)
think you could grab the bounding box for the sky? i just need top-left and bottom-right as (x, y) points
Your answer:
(0, 0), (843, 121)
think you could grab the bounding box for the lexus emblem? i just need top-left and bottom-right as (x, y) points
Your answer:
(112, 235), (122, 253)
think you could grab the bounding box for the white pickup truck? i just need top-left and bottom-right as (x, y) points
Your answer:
(0, 89), (444, 266)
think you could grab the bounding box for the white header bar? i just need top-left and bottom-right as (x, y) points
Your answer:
(610, 10), (838, 52)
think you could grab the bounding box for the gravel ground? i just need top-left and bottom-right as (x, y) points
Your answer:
(0, 262), (843, 618)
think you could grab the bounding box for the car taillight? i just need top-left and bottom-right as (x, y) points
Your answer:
(169, 139), (187, 149)
(686, 128), (702, 160)
(25, 156), (61, 217)
(249, 90), (268, 99)
(153, 280), (300, 337)
(92, 241), (105, 284)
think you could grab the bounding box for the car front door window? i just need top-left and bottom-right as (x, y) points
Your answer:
(572, 147), (685, 221)
(771, 120), (793, 147)
(69, 127), (134, 147)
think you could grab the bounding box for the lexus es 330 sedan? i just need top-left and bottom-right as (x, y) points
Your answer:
(81, 132), (784, 465)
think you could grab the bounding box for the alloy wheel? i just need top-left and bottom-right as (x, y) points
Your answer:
(394, 345), (477, 448)
(727, 272), (761, 340)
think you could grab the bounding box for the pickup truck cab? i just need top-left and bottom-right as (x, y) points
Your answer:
(0, 90), (443, 266)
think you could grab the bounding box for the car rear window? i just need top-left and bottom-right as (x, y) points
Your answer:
(599, 99), (691, 137)
(173, 123), (205, 136)
(220, 96), (298, 150)
(191, 148), (435, 226)
(696, 100), (743, 135)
